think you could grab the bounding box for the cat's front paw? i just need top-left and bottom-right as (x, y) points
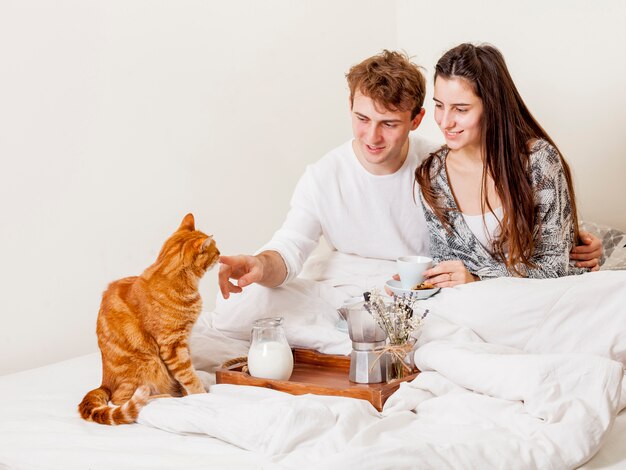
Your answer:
(185, 380), (206, 394)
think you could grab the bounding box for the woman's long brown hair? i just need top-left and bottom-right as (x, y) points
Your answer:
(416, 43), (580, 275)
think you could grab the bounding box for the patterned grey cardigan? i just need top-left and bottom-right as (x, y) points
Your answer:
(418, 139), (588, 279)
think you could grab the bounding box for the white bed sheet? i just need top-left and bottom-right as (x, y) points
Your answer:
(0, 351), (625, 470)
(0, 353), (626, 470)
(0, 353), (262, 470)
(160, 270), (626, 469)
(2, 268), (625, 470)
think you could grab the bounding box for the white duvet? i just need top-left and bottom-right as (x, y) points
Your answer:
(138, 262), (626, 470)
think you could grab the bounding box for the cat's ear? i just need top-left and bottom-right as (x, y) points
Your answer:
(191, 235), (213, 252)
(201, 235), (214, 251)
(178, 213), (195, 232)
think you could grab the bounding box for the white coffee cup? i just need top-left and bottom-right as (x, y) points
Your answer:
(396, 256), (433, 290)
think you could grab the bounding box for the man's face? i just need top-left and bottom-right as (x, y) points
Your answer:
(351, 91), (423, 175)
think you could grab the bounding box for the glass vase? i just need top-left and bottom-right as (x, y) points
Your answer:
(386, 342), (415, 381)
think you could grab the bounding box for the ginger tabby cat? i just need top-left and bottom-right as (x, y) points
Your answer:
(78, 213), (220, 425)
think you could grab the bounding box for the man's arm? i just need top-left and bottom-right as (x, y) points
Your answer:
(217, 166), (324, 299)
(218, 251), (287, 299)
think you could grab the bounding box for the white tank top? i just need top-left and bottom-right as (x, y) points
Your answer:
(461, 207), (504, 253)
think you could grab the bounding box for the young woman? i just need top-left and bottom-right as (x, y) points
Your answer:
(416, 43), (591, 286)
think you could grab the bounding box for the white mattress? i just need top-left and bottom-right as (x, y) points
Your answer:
(2, 271), (626, 469)
(0, 353), (262, 470)
(1, 351), (625, 469)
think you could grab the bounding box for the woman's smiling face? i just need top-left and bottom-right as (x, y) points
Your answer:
(433, 76), (484, 155)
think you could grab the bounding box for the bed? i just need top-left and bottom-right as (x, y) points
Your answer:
(0, 347), (624, 470)
(1, 227), (625, 470)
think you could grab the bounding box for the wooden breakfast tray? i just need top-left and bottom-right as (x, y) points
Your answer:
(215, 348), (419, 411)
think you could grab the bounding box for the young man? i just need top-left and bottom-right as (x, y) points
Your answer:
(218, 50), (601, 300)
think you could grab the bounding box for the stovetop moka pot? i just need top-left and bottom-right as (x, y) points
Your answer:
(337, 299), (388, 384)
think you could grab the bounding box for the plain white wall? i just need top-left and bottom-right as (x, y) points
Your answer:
(397, 0), (626, 230)
(0, 0), (397, 375)
(2, 0), (625, 376)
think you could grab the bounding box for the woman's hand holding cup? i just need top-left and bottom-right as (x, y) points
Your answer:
(422, 260), (478, 287)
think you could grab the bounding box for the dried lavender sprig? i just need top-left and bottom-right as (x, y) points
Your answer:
(392, 295), (415, 342)
(370, 291), (424, 342)
(369, 290), (396, 342)
(368, 290), (417, 344)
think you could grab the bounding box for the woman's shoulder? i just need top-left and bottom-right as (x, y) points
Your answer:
(526, 138), (565, 183)
(528, 138), (558, 157)
(419, 145), (448, 177)
(527, 138), (562, 166)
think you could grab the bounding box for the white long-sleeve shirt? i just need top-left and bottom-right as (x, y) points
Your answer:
(259, 134), (440, 284)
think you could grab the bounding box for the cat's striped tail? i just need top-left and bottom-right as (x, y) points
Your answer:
(78, 385), (150, 425)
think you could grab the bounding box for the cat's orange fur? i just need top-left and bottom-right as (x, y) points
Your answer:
(78, 213), (220, 425)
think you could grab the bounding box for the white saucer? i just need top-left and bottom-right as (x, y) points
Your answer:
(385, 279), (440, 299)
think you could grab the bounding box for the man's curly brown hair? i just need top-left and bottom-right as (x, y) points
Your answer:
(346, 50), (426, 119)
